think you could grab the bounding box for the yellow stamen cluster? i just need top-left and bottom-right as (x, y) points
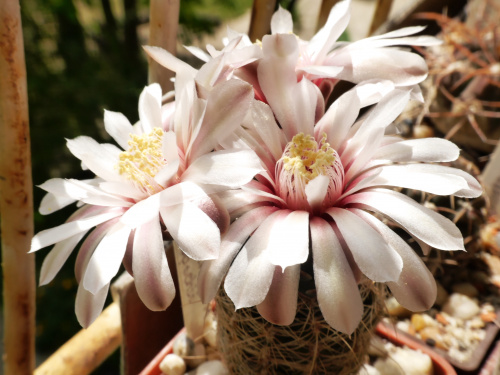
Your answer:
(116, 127), (166, 193)
(281, 133), (336, 182)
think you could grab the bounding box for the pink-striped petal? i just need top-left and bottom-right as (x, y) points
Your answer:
(353, 209), (437, 311)
(75, 282), (109, 328)
(82, 222), (131, 294)
(133, 219), (175, 310)
(326, 207), (402, 282)
(198, 206), (280, 303)
(257, 265), (300, 325)
(160, 202), (220, 261)
(311, 217), (363, 334)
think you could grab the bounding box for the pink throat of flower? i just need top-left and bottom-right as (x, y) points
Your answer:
(275, 132), (344, 213)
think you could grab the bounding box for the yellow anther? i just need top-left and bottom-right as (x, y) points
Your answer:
(116, 127), (166, 194)
(281, 133), (336, 182)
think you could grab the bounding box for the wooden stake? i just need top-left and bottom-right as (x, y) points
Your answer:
(0, 1), (36, 374)
(148, 0), (180, 93)
(34, 303), (122, 375)
(249, 0), (277, 42)
(368, 0), (394, 36)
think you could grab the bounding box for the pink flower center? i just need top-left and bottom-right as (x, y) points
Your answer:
(276, 133), (344, 213)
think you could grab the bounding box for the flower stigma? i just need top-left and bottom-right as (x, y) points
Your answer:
(277, 132), (344, 211)
(117, 127), (167, 194)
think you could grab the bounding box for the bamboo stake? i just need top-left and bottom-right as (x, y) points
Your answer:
(317, 0), (341, 31)
(148, 0), (180, 93)
(0, 1), (36, 374)
(368, 0), (394, 35)
(249, 0), (277, 42)
(34, 303), (122, 375)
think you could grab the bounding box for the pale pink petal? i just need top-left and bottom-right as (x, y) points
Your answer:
(104, 110), (134, 150)
(99, 181), (144, 200)
(159, 181), (220, 209)
(305, 175), (329, 212)
(66, 137), (123, 182)
(31, 209), (123, 252)
(373, 138), (460, 163)
(38, 178), (79, 214)
(182, 149), (264, 188)
(300, 65), (343, 79)
(75, 282), (109, 328)
(267, 210), (309, 269)
(198, 206), (280, 303)
(120, 194), (161, 228)
(39, 233), (85, 286)
(308, 0), (350, 62)
(354, 26), (441, 47)
(187, 79), (254, 161)
(368, 164), (470, 195)
(352, 209), (437, 311)
(184, 45), (210, 62)
(82, 222), (131, 294)
(224, 210), (287, 308)
(315, 86), (361, 150)
(327, 207), (402, 282)
(257, 265), (300, 325)
(75, 218), (119, 283)
(133, 218), (175, 310)
(271, 6), (293, 34)
(143, 45), (197, 77)
(249, 99), (289, 162)
(310, 217), (363, 334)
(154, 159), (179, 187)
(138, 83), (162, 133)
(162, 131), (179, 163)
(343, 189), (465, 250)
(160, 202), (220, 260)
(329, 48), (428, 86)
(258, 33), (300, 138)
(293, 78), (320, 135)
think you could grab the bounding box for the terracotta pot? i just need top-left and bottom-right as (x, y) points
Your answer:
(376, 321), (457, 375)
(138, 328), (186, 375)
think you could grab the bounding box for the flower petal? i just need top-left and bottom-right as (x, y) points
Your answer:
(143, 45), (197, 77)
(310, 217), (363, 334)
(343, 189), (465, 250)
(104, 110), (134, 150)
(308, 0), (350, 62)
(271, 6), (293, 34)
(133, 218), (175, 310)
(75, 282), (109, 328)
(267, 210), (309, 270)
(138, 83), (162, 133)
(326, 207), (402, 282)
(160, 202), (220, 260)
(183, 149), (264, 188)
(120, 194), (161, 229)
(257, 265), (300, 325)
(305, 175), (329, 212)
(353, 209), (437, 311)
(198, 206), (280, 303)
(187, 79), (254, 161)
(224, 210), (285, 308)
(66, 136), (123, 182)
(372, 138), (460, 163)
(31, 209), (123, 252)
(39, 233), (85, 286)
(82, 222), (131, 294)
(368, 163), (470, 196)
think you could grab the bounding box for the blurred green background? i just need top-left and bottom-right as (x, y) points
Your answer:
(1, 0), (298, 373)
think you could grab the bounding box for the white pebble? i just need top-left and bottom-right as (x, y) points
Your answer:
(184, 342), (206, 368)
(358, 364), (381, 375)
(159, 354), (186, 375)
(442, 293), (480, 320)
(173, 332), (195, 357)
(374, 347), (433, 375)
(193, 360), (228, 375)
